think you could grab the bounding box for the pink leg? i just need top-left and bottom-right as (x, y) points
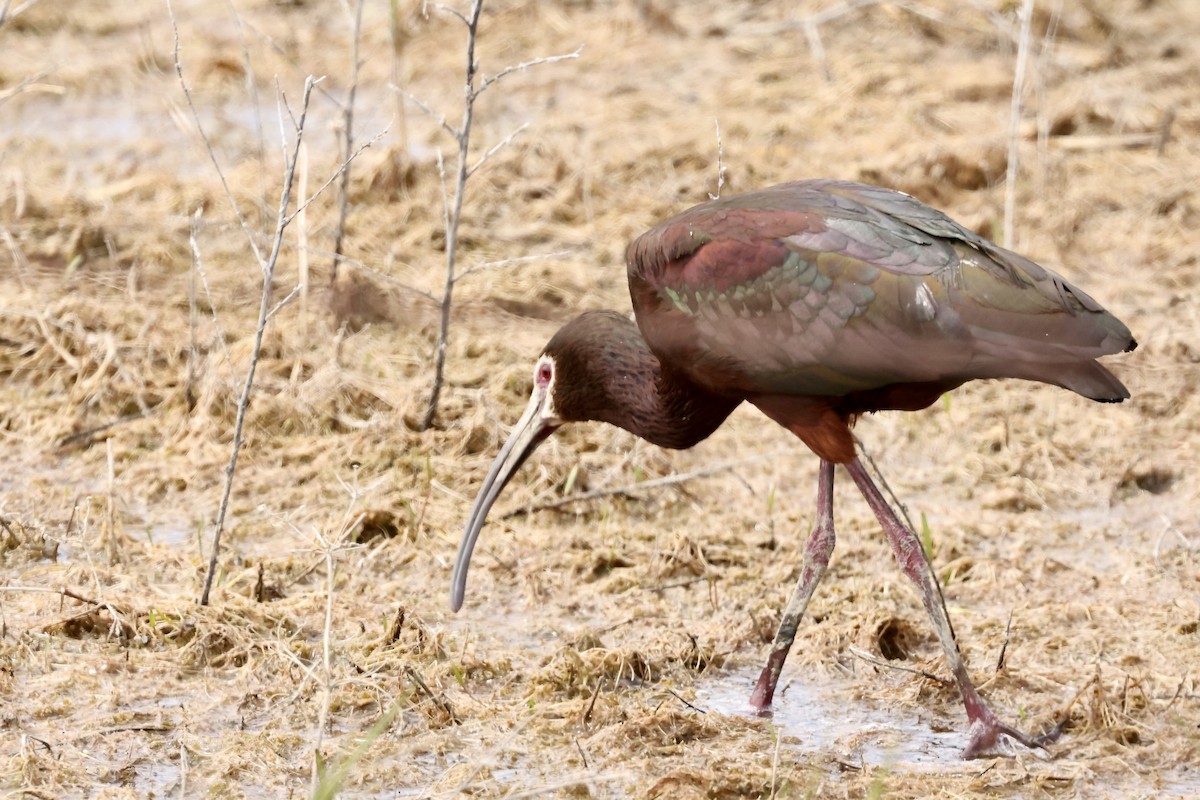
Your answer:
(845, 457), (1056, 758)
(750, 460), (836, 710)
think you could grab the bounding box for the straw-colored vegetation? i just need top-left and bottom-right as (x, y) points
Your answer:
(1, 1), (1197, 797)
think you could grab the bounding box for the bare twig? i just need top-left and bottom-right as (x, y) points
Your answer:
(168, 1), (264, 268)
(467, 122), (529, 177)
(419, 0), (484, 432)
(996, 609), (1014, 672)
(0, 224), (33, 290)
(454, 250), (569, 283)
(963, 0), (1016, 40)
(266, 283), (303, 322)
(0, 67), (59, 109)
(225, 4), (268, 224)
(31, 310), (81, 370)
(393, 89), (457, 138)
(186, 214), (235, 379)
(799, 0), (886, 80)
(329, 258), (438, 303)
(583, 676), (603, 727)
(280, 532), (372, 791)
(666, 688), (705, 714)
(0, 585), (102, 606)
(220, 225), (437, 304)
(309, 526), (339, 788)
(388, 0), (411, 152)
(433, 149), (452, 248)
(476, 46), (583, 95)
(56, 410), (153, 449)
(297, 141), (310, 322)
(424, 1), (469, 27)
(198, 77), (317, 606)
(1049, 132), (1172, 152)
(172, 4), (380, 605)
(501, 452), (780, 520)
(803, 21), (831, 82)
(287, 131), (387, 226)
(848, 645), (953, 687)
(412, 0), (580, 431)
(405, 665), (459, 724)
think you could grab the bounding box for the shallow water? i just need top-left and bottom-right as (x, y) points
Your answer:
(700, 668), (1200, 799)
(697, 668), (968, 768)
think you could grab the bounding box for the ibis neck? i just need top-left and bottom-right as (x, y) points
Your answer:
(546, 310), (741, 450)
(630, 363), (741, 449)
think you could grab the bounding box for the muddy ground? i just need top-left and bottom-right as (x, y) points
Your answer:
(1, 0), (1197, 797)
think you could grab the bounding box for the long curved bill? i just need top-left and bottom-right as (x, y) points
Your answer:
(450, 384), (558, 612)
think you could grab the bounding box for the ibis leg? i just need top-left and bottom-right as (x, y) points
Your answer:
(844, 457), (1052, 758)
(750, 459), (836, 710)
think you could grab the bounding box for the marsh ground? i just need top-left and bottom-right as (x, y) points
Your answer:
(1, 1), (1197, 797)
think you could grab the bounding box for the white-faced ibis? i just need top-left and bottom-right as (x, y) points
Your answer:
(451, 179), (1135, 758)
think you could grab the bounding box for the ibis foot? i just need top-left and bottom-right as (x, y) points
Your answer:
(962, 702), (1063, 759)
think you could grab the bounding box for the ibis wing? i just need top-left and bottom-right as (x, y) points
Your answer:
(627, 180), (1134, 401)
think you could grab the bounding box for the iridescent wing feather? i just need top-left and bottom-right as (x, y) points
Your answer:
(627, 180), (1134, 402)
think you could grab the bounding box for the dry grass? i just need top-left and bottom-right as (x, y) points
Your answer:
(2, 0), (1199, 797)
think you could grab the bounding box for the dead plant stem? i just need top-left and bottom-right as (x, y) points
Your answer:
(329, 0), (366, 287)
(419, 0), (484, 432)
(199, 77), (317, 606)
(0, 0), (38, 29)
(169, 1), (264, 268)
(105, 439), (118, 565)
(186, 210), (200, 410)
(179, 740), (188, 799)
(186, 214), (235, 379)
(1004, 0), (1035, 250)
(768, 724), (781, 800)
(175, 0), (380, 603)
(500, 451), (781, 520)
(848, 645), (952, 686)
(55, 410), (153, 449)
(310, 537), (337, 788)
(416, 1), (580, 430)
(227, 5), (268, 224)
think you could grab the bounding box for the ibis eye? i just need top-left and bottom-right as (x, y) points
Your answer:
(535, 361), (553, 387)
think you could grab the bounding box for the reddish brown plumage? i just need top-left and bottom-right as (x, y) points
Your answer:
(622, 179), (1134, 462)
